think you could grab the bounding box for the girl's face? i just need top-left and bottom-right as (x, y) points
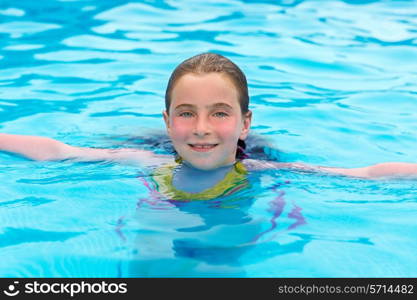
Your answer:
(163, 72), (251, 170)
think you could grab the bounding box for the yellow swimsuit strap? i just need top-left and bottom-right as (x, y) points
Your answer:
(152, 160), (249, 201)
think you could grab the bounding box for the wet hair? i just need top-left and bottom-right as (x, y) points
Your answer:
(165, 52), (249, 159)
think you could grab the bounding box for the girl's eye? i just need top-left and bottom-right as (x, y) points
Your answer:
(213, 111), (228, 118)
(179, 111), (194, 118)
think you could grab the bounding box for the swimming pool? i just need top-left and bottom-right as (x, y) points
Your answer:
(1, 0), (417, 277)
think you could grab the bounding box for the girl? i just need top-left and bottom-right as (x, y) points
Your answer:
(1, 53), (417, 200)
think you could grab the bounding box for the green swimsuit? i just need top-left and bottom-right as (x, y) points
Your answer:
(151, 160), (249, 201)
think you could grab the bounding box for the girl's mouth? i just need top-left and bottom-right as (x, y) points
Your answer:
(188, 143), (218, 152)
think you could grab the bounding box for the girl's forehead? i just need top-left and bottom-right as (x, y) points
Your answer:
(174, 72), (236, 90)
(172, 102), (234, 111)
(170, 73), (240, 107)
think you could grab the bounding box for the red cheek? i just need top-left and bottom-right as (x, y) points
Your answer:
(170, 119), (191, 137)
(215, 120), (240, 135)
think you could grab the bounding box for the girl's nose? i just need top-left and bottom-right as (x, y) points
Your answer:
(193, 115), (211, 137)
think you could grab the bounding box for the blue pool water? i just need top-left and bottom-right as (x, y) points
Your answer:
(1, 0), (417, 277)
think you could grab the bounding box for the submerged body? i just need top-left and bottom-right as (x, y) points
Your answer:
(153, 159), (249, 200)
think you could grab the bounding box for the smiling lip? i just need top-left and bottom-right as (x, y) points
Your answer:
(188, 143), (218, 152)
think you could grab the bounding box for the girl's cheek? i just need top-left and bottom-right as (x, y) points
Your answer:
(170, 118), (191, 138)
(216, 119), (240, 137)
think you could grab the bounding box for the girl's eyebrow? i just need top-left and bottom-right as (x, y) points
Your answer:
(173, 102), (233, 111)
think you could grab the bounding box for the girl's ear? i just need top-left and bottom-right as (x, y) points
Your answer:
(163, 110), (170, 132)
(239, 110), (252, 140)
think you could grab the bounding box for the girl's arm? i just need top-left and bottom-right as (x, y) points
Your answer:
(244, 159), (417, 178)
(0, 133), (171, 166)
(318, 162), (417, 178)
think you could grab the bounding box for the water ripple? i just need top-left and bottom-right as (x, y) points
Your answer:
(0, 227), (84, 248)
(0, 197), (55, 208)
(0, 21), (61, 38)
